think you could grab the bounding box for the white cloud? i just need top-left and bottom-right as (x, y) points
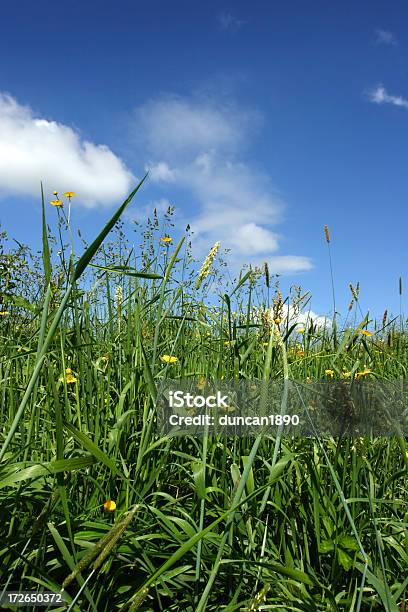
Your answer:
(368, 85), (408, 109)
(227, 224), (279, 255)
(0, 92), (134, 206)
(146, 161), (175, 182)
(265, 256), (313, 274)
(375, 29), (397, 46)
(135, 95), (312, 275)
(136, 96), (253, 160)
(281, 304), (330, 329)
(127, 197), (173, 222)
(254, 304), (329, 329)
(217, 12), (245, 32)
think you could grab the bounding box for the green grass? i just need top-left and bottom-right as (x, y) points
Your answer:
(0, 186), (407, 611)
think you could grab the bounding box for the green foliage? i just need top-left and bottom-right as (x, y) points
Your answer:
(0, 186), (407, 611)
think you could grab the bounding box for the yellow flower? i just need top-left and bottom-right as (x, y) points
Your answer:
(65, 367), (77, 384)
(160, 355), (178, 364)
(296, 350), (305, 357)
(50, 199), (63, 207)
(405, 450), (408, 460)
(103, 499), (116, 512)
(342, 370), (352, 378)
(356, 368), (372, 379)
(64, 191), (76, 198)
(0, 311), (10, 316)
(325, 369), (334, 378)
(197, 377), (206, 391)
(358, 329), (373, 337)
(298, 328), (305, 334)
(53, 190), (58, 196)
(274, 318), (282, 325)
(161, 236), (172, 243)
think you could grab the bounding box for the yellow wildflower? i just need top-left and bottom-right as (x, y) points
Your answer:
(356, 368), (372, 379)
(160, 355), (178, 364)
(342, 370), (352, 378)
(296, 350), (305, 357)
(274, 318), (282, 325)
(50, 200), (63, 207)
(160, 236), (172, 243)
(103, 499), (116, 512)
(64, 191), (76, 198)
(197, 377), (206, 391)
(358, 329), (373, 337)
(53, 190), (58, 196)
(298, 328), (305, 334)
(0, 311), (10, 316)
(65, 367), (77, 384)
(325, 369), (334, 378)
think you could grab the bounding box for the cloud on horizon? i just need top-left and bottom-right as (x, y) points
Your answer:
(368, 85), (408, 109)
(0, 92), (134, 206)
(135, 95), (313, 274)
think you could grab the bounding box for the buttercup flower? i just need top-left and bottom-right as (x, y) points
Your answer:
(65, 367), (77, 384)
(358, 329), (373, 337)
(50, 200), (63, 207)
(160, 355), (178, 364)
(160, 236), (172, 243)
(64, 192), (76, 198)
(325, 369), (334, 378)
(197, 377), (206, 391)
(103, 499), (116, 512)
(356, 367), (372, 379)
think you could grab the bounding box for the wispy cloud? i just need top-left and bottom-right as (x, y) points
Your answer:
(135, 95), (312, 274)
(0, 92), (133, 206)
(374, 29), (397, 46)
(126, 197), (173, 223)
(368, 85), (408, 109)
(217, 11), (245, 32)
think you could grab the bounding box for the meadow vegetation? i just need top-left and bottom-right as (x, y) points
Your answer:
(0, 184), (407, 611)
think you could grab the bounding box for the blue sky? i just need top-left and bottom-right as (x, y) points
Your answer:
(0, 0), (407, 319)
